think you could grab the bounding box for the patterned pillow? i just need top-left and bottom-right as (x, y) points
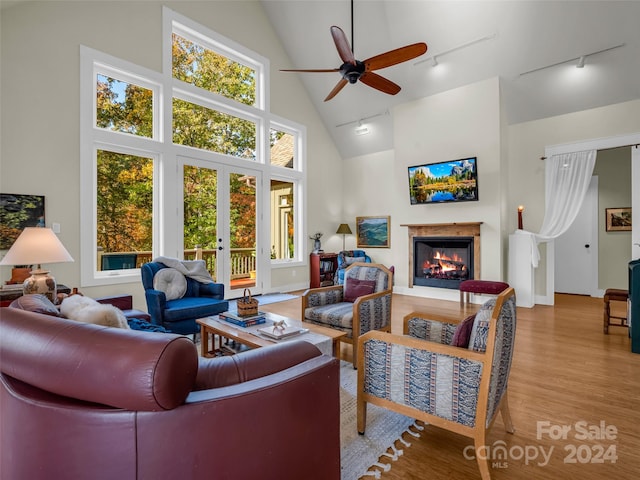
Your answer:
(153, 267), (187, 300)
(450, 313), (476, 348)
(343, 278), (376, 302)
(343, 256), (362, 266)
(468, 298), (497, 352)
(10, 294), (62, 317)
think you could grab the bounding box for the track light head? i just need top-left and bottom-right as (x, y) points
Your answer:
(576, 56), (585, 68)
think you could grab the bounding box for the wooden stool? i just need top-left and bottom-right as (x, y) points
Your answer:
(603, 288), (628, 334)
(459, 280), (510, 307)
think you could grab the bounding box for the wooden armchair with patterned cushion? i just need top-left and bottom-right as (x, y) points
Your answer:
(302, 263), (393, 368)
(357, 288), (517, 480)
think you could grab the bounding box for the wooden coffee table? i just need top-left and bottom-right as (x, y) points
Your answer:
(197, 312), (345, 359)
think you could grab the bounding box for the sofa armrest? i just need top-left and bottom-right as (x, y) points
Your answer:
(402, 311), (460, 345)
(194, 340), (322, 390)
(136, 353), (340, 480)
(95, 294), (133, 311)
(198, 281), (225, 299)
(352, 290), (393, 334)
(144, 289), (166, 325)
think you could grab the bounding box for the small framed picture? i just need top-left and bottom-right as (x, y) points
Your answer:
(356, 216), (390, 248)
(605, 207), (631, 232)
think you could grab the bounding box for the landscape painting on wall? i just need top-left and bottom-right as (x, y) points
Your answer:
(605, 207), (631, 232)
(356, 216), (390, 248)
(408, 157), (478, 205)
(0, 194), (45, 250)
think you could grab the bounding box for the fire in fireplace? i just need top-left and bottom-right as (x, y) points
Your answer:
(413, 236), (474, 289)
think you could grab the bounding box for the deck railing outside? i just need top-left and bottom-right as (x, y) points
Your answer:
(98, 248), (256, 280)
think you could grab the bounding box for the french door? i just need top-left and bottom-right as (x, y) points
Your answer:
(182, 158), (262, 299)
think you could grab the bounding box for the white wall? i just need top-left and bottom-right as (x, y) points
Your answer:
(0, 1), (342, 307)
(344, 77), (505, 301)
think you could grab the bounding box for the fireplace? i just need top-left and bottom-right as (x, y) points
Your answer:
(402, 222), (482, 290)
(413, 236), (474, 289)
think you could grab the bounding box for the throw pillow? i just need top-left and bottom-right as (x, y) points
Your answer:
(468, 298), (497, 352)
(9, 293), (62, 317)
(343, 256), (362, 266)
(450, 313), (476, 348)
(343, 278), (376, 302)
(153, 267), (187, 300)
(60, 294), (130, 329)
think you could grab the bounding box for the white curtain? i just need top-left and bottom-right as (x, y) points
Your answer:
(517, 149), (597, 266)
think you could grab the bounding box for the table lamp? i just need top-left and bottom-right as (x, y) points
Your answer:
(0, 227), (74, 302)
(336, 223), (353, 251)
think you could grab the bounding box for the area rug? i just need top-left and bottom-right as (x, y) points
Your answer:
(226, 292), (298, 314)
(340, 361), (422, 480)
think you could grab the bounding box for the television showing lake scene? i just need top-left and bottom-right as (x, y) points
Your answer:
(408, 157), (478, 205)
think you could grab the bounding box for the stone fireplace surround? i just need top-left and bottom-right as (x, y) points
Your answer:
(401, 223), (482, 289)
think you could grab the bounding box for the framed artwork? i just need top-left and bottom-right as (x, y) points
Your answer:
(605, 207), (632, 232)
(356, 216), (390, 248)
(0, 193), (46, 250)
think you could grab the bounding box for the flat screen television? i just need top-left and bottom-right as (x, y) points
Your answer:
(408, 157), (478, 205)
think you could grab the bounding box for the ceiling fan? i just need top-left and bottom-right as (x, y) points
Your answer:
(281, 3), (427, 101)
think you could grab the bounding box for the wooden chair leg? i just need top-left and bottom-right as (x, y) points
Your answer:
(474, 435), (492, 480)
(500, 392), (516, 434)
(357, 398), (367, 435)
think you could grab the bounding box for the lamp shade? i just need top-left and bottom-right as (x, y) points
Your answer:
(336, 223), (352, 235)
(0, 227), (74, 266)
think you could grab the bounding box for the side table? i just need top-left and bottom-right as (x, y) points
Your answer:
(0, 284), (71, 307)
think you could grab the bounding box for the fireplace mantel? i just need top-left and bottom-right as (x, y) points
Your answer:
(402, 223), (482, 288)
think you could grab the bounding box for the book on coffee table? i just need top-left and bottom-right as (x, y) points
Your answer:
(219, 311), (266, 327)
(257, 325), (308, 340)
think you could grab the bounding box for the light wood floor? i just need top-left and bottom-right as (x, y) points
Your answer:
(260, 292), (640, 480)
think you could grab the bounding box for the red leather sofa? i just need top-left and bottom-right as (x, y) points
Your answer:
(0, 307), (340, 480)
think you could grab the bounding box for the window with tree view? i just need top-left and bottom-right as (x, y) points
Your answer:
(81, 9), (305, 287)
(96, 150), (153, 271)
(96, 74), (153, 137)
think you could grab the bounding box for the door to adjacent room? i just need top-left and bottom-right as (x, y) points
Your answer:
(555, 177), (598, 296)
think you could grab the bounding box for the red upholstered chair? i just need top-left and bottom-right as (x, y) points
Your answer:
(0, 308), (340, 480)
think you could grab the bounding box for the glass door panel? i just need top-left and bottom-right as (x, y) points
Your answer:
(182, 160), (261, 298)
(229, 172), (257, 292)
(183, 165), (219, 282)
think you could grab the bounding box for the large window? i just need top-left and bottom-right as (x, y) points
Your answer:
(80, 7), (305, 287)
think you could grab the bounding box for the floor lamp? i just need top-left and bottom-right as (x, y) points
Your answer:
(336, 223), (352, 251)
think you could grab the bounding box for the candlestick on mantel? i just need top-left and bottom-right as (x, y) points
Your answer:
(517, 205), (524, 230)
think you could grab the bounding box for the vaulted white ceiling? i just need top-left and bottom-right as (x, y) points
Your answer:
(261, 0), (640, 159)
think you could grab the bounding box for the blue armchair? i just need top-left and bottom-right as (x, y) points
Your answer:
(335, 250), (371, 285)
(141, 261), (228, 336)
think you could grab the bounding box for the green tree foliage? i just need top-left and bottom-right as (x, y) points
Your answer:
(97, 151), (152, 252)
(172, 34), (255, 106)
(96, 75), (152, 137)
(96, 35), (260, 256)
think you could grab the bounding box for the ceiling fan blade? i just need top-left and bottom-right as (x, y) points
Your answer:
(359, 72), (401, 96)
(280, 68), (341, 73)
(330, 26), (356, 65)
(364, 43), (428, 71)
(324, 78), (349, 102)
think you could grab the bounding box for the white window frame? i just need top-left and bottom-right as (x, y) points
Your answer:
(80, 8), (306, 288)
